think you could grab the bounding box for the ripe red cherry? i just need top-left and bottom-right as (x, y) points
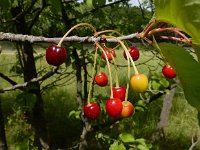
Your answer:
(101, 48), (116, 61)
(162, 64), (176, 79)
(112, 86), (126, 101)
(95, 72), (108, 87)
(106, 98), (122, 118)
(123, 46), (140, 61)
(121, 101), (135, 118)
(46, 44), (67, 66)
(83, 102), (100, 120)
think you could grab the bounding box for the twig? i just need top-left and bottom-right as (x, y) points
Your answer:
(0, 67), (59, 93)
(189, 133), (200, 150)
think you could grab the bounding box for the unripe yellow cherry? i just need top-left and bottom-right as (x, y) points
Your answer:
(130, 74), (148, 93)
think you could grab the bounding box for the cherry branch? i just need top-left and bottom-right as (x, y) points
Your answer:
(0, 67), (59, 93)
(0, 32), (139, 44)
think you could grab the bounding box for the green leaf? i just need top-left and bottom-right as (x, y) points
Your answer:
(159, 78), (169, 88)
(86, 0), (94, 9)
(109, 141), (126, 150)
(48, 0), (62, 15)
(151, 80), (160, 90)
(159, 43), (200, 110)
(137, 144), (149, 150)
(154, 0), (200, 44)
(119, 133), (135, 143)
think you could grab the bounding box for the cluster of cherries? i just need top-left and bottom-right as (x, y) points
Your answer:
(45, 43), (176, 121)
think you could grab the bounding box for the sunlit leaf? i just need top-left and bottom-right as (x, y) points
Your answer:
(119, 133), (135, 143)
(154, 0), (200, 44)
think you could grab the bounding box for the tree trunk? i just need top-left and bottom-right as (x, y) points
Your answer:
(72, 50), (91, 150)
(151, 86), (177, 142)
(20, 42), (49, 149)
(11, 6), (49, 149)
(0, 100), (7, 150)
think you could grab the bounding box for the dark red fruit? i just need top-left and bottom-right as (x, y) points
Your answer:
(113, 86), (126, 101)
(123, 46), (139, 61)
(106, 98), (123, 118)
(162, 64), (176, 79)
(95, 72), (108, 87)
(83, 102), (100, 120)
(46, 44), (67, 66)
(101, 48), (116, 61)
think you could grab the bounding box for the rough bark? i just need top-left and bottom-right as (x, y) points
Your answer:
(11, 6), (49, 149)
(0, 100), (8, 150)
(72, 49), (91, 150)
(151, 86), (177, 142)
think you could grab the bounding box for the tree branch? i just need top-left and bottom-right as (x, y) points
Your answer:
(0, 32), (138, 44)
(0, 66), (59, 93)
(0, 73), (18, 86)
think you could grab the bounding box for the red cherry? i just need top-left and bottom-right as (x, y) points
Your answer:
(121, 101), (134, 118)
(101, 48), (116, 61)
(46, 44), (67, 66)
(83, 102), (100, 120)
(112, 86), (126, 101)
(162, 64), (176, 79)
(95, 72), (108, 87)
(106, 98), (122, 118)
(123, 46), (140, 61)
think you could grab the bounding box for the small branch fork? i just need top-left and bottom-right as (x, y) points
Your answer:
(0, 67), (59, 93)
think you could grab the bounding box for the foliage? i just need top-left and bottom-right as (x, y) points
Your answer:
(1, 0), (200, 149)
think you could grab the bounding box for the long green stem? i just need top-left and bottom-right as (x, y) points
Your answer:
(87, 47), (98, 104)
(124, 49), (131, 102)
(96, 43), (114, 98)
(58, 23), (96, 47)
(106, 36), (139, 75)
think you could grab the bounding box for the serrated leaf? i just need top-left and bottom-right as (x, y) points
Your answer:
(119, 133), (135, 143)
(159, 78), (169, 88)
(151, 80), (160, 90)
(86, 0), (94, 9)
(109, 141), (126, 150)
(137, 144), (149, 150)
(159, 43), (200, 110)
(154, 0), (200, 44)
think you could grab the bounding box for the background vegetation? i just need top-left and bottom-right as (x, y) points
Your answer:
(0, 0), (200, 150)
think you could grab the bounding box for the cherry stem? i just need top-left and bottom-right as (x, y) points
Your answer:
(87, 46), (98, 104)
(57, 23), (96, 47)
(94, 29), (123, 37)
(96, 42), (114, 98)
(140, 20), (157, 38)
(106, 36), (139, 75)
(148, 27), (191, 44)
(152, 36), (168, 64)
(111, 53), (119, 87)
(124, 48), (131, 102)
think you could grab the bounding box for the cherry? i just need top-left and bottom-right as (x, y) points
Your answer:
(95, 72), (108, 87)
(101, 48), (116, 61)
(106, 98), (122, 118)
(46, 44), (67, 66)
(130, 74), (148, 93)
(112, 86), (126, 101)
(162, 64), (176, 79)
(83, 102), (100, 120)
(123, 46), (140, 61)
(121, 101), (134, 118)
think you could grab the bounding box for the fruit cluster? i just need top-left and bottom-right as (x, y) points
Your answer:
(45, 23), (177, 121)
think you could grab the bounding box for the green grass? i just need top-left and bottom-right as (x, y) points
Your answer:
(0, 42), (200, 149)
